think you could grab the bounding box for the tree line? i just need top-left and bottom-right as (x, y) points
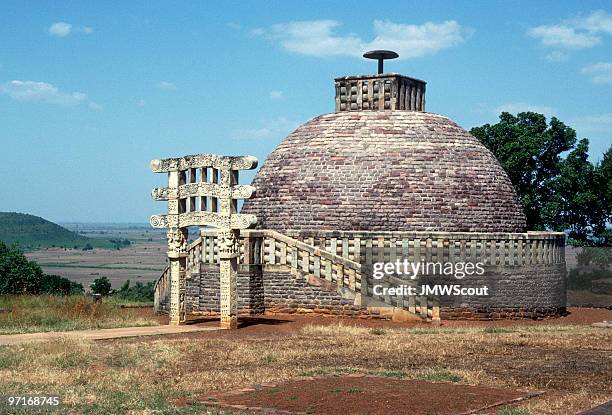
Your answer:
(0, 241), (84, 295)
(471, 111), (611, 246)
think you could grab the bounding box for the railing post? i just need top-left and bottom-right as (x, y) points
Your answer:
(242, 232), (252, 265)
(432, 298), (441, 324)
(419, 296), (428, 319)
(291, 245), (299, 275)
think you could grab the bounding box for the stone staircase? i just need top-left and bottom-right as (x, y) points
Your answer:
(154, 229), (439, 322)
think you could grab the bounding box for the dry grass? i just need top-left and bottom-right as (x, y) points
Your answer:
(0, 323), (610, 414)
(0, 295), (157, 334)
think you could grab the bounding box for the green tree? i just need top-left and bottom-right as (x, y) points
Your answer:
(40, 274), (85, 295)
(594, 147), (612, 245)
(543, 139), (610, 244)
(0, 241), (45, 294)
(90, 276), (112, 296)
(0, 241), (84, 294)
(471, 112), (576, 230)
(116, 279), (154, 302)
(471, 112), (611, 245)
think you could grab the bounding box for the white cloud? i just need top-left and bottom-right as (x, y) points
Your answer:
(249, 27), (265, 37)
(253, 19), (472, 59)
(494, 102), (557, 119)
(527, 25), (600, 49)
(570, 113), (612, 133)
(49, 22), (72, 37)
(269, 90), (283, 99)
(366, 20), (474, 59)
(582, 62), (612, 84)
(573, 9), (612, 35)
(260, 20), (361, 57)
(528, 10), (612, 58)
(48, 22), (93, 37)
(156, 81), (176, 90)
(0, 80), (98, 108)
(234, 117), (300, 140)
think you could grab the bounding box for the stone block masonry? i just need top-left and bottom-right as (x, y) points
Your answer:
(242, 112), (527, 233)
(155, 229), (567, 320)
(182, 267), (366, 317)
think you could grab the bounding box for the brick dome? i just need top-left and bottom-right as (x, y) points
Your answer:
(241, 110), (527, 232)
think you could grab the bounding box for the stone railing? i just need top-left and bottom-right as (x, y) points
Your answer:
(155, 229), (565, 319)
(196, 229), (362, 290)
(153, 266), (170, 313)
(263, 230), (362, 292)
(282, 230), (566, 266)
(154, 236), (205, 313)
(335, 74), (426, 112)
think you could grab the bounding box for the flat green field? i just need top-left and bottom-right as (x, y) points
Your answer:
(25, 224), (168, 289)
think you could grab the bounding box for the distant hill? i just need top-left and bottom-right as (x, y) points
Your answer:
(0, 212), (114, 250)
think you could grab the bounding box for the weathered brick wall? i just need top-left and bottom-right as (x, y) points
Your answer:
(156, 230), (567, 320)
(184, 266), (364, 316)
(166, 262), (566, 320)
(185, 266), (265, 315)
(242, 111), (527, 233)
(418, 263), (566, 319)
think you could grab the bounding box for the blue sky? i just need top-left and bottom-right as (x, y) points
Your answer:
(1, 1), (611, 223)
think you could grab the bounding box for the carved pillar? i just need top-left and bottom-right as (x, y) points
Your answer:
(167, 228), (188, 325)
(219, 168), (239, 329)
(219, 230), (239, 329)
(167, 170), (188, 325)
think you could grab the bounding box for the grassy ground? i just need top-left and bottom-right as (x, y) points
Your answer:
(0, 295), (158, 334)
(0, 322), (609, 414)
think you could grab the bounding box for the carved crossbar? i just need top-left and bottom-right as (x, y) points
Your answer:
(150, 154), (257, 173)
(150, 212), (256, 229)
(150, 153), (258, 329)
(151, 183), (255, 201)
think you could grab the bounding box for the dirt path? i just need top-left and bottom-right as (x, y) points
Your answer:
(143, 307), (612, 342)
(0, 324), (219, 346)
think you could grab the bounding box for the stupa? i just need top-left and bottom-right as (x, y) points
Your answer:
(154, 51), (567, 321)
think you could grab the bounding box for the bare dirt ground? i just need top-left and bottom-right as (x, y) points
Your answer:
(1, 308), (610, 414)
(568, 290), (612, 309)
(104, 307), (612, 415)
(152, 306), (612, 331)
(202, 375), (540, 415)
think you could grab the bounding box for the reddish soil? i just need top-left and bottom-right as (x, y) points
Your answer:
(440, 307), (612, 327)
(170, 306), (612, 334)
(117, 307), (610, 414)
(199, 375), (539, 415)
(122, 307), (612, 344)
